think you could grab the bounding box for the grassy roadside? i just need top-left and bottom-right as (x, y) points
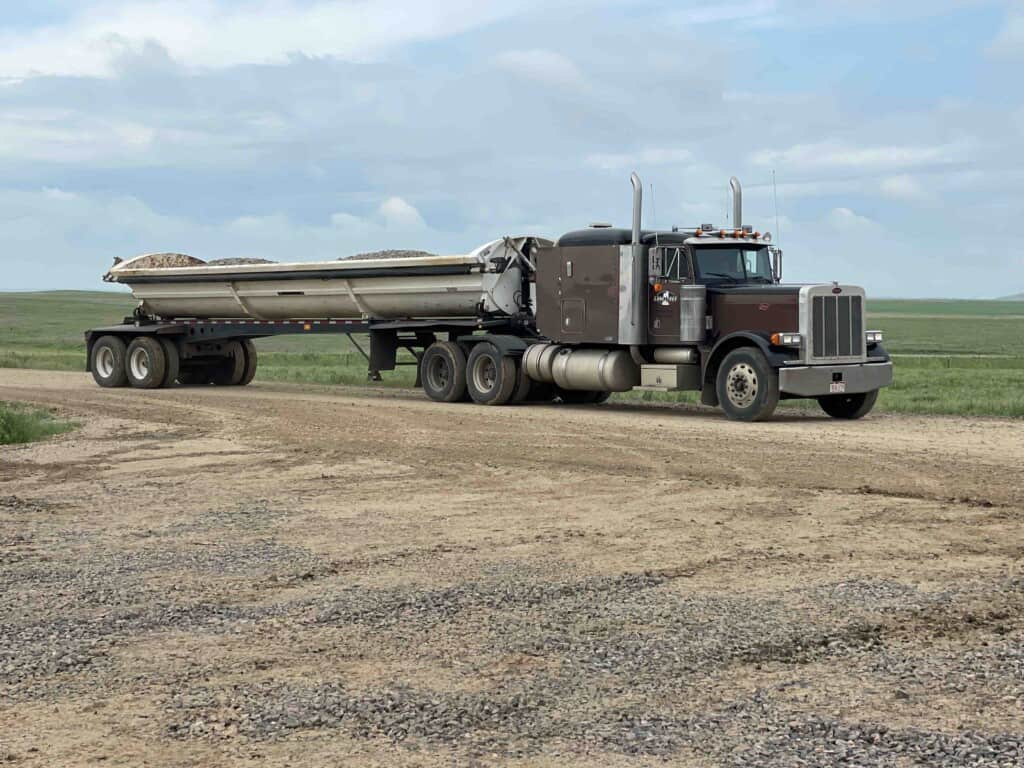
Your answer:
(2, 291), (1023, 418)
(0, 402), (76, 445)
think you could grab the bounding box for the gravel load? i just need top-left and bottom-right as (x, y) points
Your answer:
(121, 252), (206, 269)
(205, 257), (277, 266)
(340, 249), (439, 261)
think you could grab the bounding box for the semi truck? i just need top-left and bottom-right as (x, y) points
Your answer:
(86, 173), (893, 421)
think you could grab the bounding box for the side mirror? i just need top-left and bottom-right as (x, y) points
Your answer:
(771, 247), (783, 284)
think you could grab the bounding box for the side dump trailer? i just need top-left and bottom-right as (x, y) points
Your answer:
(88, 174), (893, 421)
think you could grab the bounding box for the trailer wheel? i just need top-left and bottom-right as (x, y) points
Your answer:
(239, 340), (258, 386)
(818, 389), (878, 420)
(715, 347), (779, 421)
(421, 341), (468, 403)
(211, 341), (246, 386)
(91, 336), (129, 388)
(159, 339), (180, 388)
(125, 337), (167, 389)
(466, 342), (517, 405)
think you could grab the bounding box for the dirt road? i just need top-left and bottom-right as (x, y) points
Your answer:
(2, 369), (1022, 767)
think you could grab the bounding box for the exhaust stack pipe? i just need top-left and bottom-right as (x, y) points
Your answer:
(729, 176), (742, 228)
(630, 172), (642, 245)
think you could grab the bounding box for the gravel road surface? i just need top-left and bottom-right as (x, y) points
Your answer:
(1, 369), (1021, 767)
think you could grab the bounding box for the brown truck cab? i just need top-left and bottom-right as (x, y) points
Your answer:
(524, 174), (893, 420)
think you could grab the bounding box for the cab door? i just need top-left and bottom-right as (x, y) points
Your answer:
(648, 246), (689, 343)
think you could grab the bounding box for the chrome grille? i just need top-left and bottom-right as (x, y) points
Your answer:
(811, 294), (864, 359)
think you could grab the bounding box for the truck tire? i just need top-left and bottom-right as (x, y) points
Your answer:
(511, 358), (533, 403)
(715, 347), (779, 421)
(125, 337), (167, 389)
(421, 341), (468, 403)
(91, 336), (129, 388)
(466, 342), (517, 405)
(159, 339), (180, 388)
(818, 389), (878, 419)
(211, 341), (246, 386)
(239, 339), (258, 386)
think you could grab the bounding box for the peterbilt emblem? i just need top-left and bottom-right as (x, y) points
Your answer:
(831, 282), (842, 295)
(758, 303), (770, 311)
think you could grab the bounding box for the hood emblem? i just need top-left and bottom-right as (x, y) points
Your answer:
(758, 303), (770, 311)
(831, 281), (842, 295)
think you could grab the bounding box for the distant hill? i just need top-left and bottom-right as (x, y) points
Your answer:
(999, 293), (1024, 300)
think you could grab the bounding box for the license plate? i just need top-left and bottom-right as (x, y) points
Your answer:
(829, 381), (846, 394)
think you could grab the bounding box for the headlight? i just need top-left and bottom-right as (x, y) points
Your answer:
(866, 330), (883, 344)
(770, 332), (802, 347)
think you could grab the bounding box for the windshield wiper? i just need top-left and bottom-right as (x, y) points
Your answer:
(702, 272), (740, 282)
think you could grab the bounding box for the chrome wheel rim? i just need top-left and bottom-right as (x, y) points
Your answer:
(725, 362), (758, 409)
(426, 356), (449, 391)
(129, 347), (150, 382)
(472, 356), (497, 393)
(96, 347), (115, 379)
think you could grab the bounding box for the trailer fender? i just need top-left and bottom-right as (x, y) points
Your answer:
(456, 334), (530, 357)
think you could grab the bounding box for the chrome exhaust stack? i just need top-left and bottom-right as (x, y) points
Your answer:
(630, 172), (642, 245)
(729, 176), (742, 228)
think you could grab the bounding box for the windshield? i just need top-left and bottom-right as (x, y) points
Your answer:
(693, 246), (773, 285)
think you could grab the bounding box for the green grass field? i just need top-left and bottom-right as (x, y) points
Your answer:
(1, 290), (1022, 417)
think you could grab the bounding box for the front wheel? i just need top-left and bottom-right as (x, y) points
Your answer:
(818, 389), (879, 419)
(715, 347), (779, 421)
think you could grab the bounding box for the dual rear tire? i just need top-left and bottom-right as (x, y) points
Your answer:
(91, 335), (257, 389)
(419, 341), (610, 407)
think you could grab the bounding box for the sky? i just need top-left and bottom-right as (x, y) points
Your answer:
(1, 0), (1022, 297)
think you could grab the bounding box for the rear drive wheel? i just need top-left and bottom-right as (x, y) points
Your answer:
(420, 341), (468, 402)
(91, 336), (128, 388)
(239, 339), (258, 386)
(125, 337), (167, 389)
(511, 358), (533, 403)
(159, 339), (180, 388)
(466, 343), (517, 405)
(211, 341), (246, 386)
(715, 347), (779, 421)
(818, 389), (879, 419)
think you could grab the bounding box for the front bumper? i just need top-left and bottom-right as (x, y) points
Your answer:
(779, 361), (894, 398)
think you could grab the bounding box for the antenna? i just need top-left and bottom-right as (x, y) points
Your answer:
(772, 169), (781, 243)
(650, 183), (656, 230)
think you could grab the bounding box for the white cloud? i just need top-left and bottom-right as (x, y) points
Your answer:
(0, 0), (534, 78)
(0, 109), (155, 163)
(826, 207), (880, 234)
(987, 7), (1024, 59)
(586, 147), (693, 171)
(378, 196), (426, 229)
(879, 174), (930, 203)
(493, 49), (585, 89)
(750, 140), (971, 173)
